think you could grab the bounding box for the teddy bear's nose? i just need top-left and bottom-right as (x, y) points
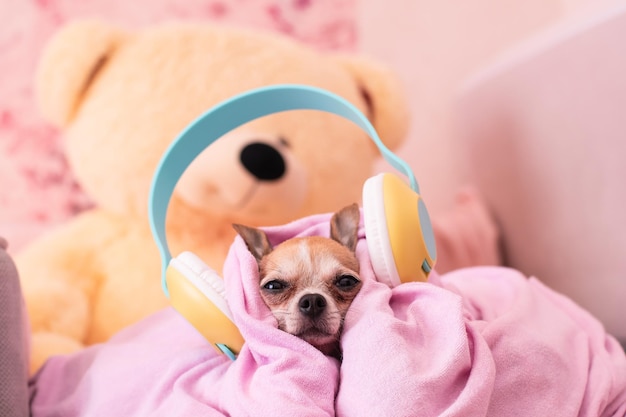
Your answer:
(240, 142), (286, 181)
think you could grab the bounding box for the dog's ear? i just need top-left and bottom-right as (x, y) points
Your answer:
(330, 203), (360, 252)
(233, 224), (273, 263)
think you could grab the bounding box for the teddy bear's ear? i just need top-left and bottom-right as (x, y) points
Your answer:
(334, 55), (410, 151)
(36, 20), (126, 128)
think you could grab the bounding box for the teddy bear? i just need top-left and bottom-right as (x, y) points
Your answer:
(16, 20), (502, 373)
(14, 19), (414, 372)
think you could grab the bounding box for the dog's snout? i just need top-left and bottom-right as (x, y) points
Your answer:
(298, 294), (327, 318)
(240, 142), (286, 181)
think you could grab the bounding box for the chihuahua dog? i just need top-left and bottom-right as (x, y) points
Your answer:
(233, 203), (362, 359)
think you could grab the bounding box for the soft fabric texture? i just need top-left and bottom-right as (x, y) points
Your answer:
(29, 213), (626, 416)
(430, 187), (501, 273)
(0, 237), (30, 417)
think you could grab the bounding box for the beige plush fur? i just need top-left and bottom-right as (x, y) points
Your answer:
(16, 20), (410, 372)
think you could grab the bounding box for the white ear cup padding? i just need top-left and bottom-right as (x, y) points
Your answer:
(170, 252), (233, 321)
(363, 174), (401, 288)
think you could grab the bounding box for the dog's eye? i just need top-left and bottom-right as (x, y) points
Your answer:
(335, 275), (359, 290)
(263, 280), (287, 291)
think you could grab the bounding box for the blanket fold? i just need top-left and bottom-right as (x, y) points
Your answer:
(29, 212), (626, 416)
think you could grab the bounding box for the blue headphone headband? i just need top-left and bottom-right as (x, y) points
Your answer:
(148, 84), (419, 296)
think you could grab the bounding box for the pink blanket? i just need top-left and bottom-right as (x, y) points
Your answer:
(29, 213), (626, 416)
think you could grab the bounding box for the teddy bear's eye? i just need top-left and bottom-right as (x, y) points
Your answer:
(278, 136), (290, 148)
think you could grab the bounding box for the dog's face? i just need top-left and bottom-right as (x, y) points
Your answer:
(233, 203), (362, 358)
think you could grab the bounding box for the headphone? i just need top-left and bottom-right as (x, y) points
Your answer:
(149, 84), (437, 360)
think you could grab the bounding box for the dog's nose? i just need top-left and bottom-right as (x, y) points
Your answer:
(298, 294), (327, 318)
(240, 142), (286, 181)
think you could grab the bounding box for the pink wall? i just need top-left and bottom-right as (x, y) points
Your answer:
(456, 2), (626, 341)
(357, 0), (617, 213)
(358, 0), (626, 341)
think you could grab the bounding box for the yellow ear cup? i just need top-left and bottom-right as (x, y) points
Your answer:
(166, 253), (244, 358)
(363, 173), (437, 286)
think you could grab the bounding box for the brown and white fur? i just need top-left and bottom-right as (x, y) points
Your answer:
(233, 203), (362, 359)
